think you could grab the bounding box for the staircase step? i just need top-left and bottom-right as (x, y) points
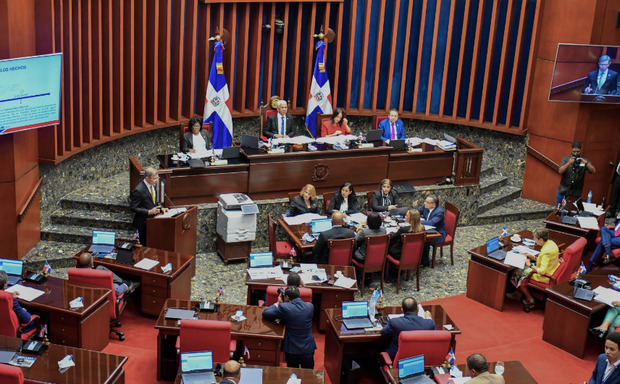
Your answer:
(51, 208), (134, 230)
(477, 185), (522, 214)
(479, 174), (508, 195)
(60, 195), (131, 214)
(41, 223), (136, 244)
(22, 240), (87, 271)
(476, 197), (555, 225)
(480, 166), (495, 178)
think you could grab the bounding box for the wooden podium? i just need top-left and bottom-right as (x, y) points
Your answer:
(146, 206), (198, 257)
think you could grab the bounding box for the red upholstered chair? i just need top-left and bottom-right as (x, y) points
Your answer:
(527, 237), (587, 293)
(373, 115), (389, 130)
(316, 113), (332, 138)
(431, 202), (460, 268)
(366, 191), (374, 212)
(268, 213), (294, 259)
(323, 190), (337, 214)
(380, 330), (452, 368)
(328, 238), (355, 266)
(352, 234), (390, 294)
(0, 364), (24, 384)
(264, 286), (312, 306)
(179, 319), (236, 362)
(385, 232), (425, 293)
(179, 122), (212, 151)
(68, 267), (127, 341)
(260, 96), (283, 140)
(0, 291), (39, 340)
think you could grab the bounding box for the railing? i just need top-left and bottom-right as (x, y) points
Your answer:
(17, 178), (43, 223)
(454, 138), (483, 186)
(129, 157), (145, 195)
(526, 145), (559, 172)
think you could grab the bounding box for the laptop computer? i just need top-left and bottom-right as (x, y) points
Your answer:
(365, 129), (382, 142)
(485, 237), (507, 261)
(398, 354), (434, 384)
(180, 350), (216, 384)
(390, 139), (407, 151)
(241, 134), (259, 149)
(88, 230), (116, 254)
(116, 249), (134, 266)
(249, 252), (274, 268)
(0, 258), (23, 286)
(341, 301), (374, 330)
(310, 218), (333, 240)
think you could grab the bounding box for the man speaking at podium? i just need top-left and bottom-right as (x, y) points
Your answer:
(583, 55), (617, 95)
(130, 167), (168, 245)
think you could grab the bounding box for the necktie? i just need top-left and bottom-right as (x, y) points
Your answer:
(391, 122), (396, 140)
(598, 71), (606, 91)
(151, 186), (156, 204)
(281, 116), (285, 136)
(615, 222), (620, 237)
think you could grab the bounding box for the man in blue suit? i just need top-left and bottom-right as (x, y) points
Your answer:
(263, 286), (316, 368)
(381, 297), (435, 360)
(379, 109), (405, 142)
(418, 195), (447, 267)
(589, 331), (620, 384)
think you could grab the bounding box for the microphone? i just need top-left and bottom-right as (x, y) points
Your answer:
(437, 177), (452, 186)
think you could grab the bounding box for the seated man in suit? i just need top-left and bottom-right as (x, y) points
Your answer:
(418, 195), (446, 267)
(311, 211), (356, 264)
(129, 167), (167, 245)
(466, 353), (505, 384)
(381, 297), (435, 360)
(182, 116), (212, 153)
(220, 360), (241, 384)
(77, 253), (137, 296)
(583, 55), (618, 95)
(587, 219), (620, 271)
(264, 100), (296, 139)
(589, 332), (620, 384)
(379, 109), (405, 142)
(0, 271), (36, 332)
(263, 286), (316, 369)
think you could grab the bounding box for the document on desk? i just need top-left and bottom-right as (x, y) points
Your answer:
(134, 258), (159, 270)
(299, 263), (319, 272)
(334, 276), (356, 288)
(512, 245), (539, 256)
(593, 286), (620, 306)
(348, 212), (368, 224)
(504, 251), (527, 269)
(300, 269), (328, 284)
(247, 266), (284, 280)
(577, 216), (600, 230)
(239, 367), (263, 384)
(583, 202), (605, 216)
(5, 284), (44, 302)
(283, 213), (327, 225)
(156, 207), (187, 218)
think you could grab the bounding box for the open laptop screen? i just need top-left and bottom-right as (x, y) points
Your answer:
(0, 259), (23, 276)
(342, 301), (368, 318)
(92, 230), (116, 245)
(398, 354), (425, 378)
(486, 237), (500, 254)
(181, 351), (213, 373)
(249, 252), (273, 268)
(311, 218), (332, 234)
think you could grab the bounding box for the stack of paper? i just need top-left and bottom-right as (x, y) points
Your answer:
(333, 276), (356, 288)
(593, 286), (620, 306)
(504, 251), (527, 269)
(577, 216), (600, 230)
(283, 213), (327, 225)
(583, 202), (605, 216)
(134, 258), (160, 271)
(247, 266), (285, 280)
(5, 285), (44, 302)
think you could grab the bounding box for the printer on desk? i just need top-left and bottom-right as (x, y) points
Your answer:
(216, 193), (259, 242)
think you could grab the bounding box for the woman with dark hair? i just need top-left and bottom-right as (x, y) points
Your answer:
(353, 212), (386, 262)
(371, 178), (399, 212)
(320, 108), (352, 137)
(327, 182), (359, 216)
(289, 184), (320, 216)
(388, 209), (425, 260)
(182, 116), (212, 153)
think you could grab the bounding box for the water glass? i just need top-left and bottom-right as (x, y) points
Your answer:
(494, 361), (505, 375)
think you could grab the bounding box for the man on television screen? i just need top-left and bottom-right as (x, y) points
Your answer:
(583, 55), (617, 95)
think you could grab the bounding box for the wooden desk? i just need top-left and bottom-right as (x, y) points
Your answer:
(466, 229), (581, 311)
(245, 264), (358, 331)
(544, 209), (603, 250)
(76, 245), (194, 316)
(543, 271), (609, 357)
(387, 143), (454, 186)
(18, 276), (111, 350)
(323, 305), (460, 384)
(155, 299), (285, 381)
(173, 365), (324, 384)
(0, 335), (127, 384)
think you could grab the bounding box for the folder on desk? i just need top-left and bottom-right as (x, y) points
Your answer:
(164, 308), (196, 320)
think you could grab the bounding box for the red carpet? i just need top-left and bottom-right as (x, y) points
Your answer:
(103, 296), (600, 383)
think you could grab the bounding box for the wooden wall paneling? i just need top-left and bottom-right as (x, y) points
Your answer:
(62, 0), (74, 149)
(53, 0), (64, 157)
(81, 0), (92, 144)
(92, 0), (103, 140)
(465, 0), (486, 121)
(72, 0), (83, 145)
(102, 0), (113, 134)
(477, 0), (499, 123)
(451, 0), (472, 119)
(344, 0), (357, 110)
(517, 0), (542, 131)
(235, 3), (249, 112)
(262, 4), (275, 103)
(384, 0), (402, 113)
(425, 0), (441, 116)
(438, 0), (456, 118)
(276, 3), (290, 101)
(157, 0), (171, 123)
(125, 0), (135, 130)
(113, 0), (124, 133)
(246, 3), (261, 110)
(289, 3), (301, 109)
(146, 0), (159, 126)
(225, 3), (236, 107)
(505, 0), (526, 129)
(303, 3), (317, 114)
(412, 0), (428, 113)
(370, 0), (386, 112)
(135, 0), (146, 128)
(357, 1), (371, 110)
(491, 0), (514, 125)
(170, 0), (184, 120)
(181, 0), (198, 118)
(196, 3), (211, 119)
(398, 0), (414, 112)
(331, 2), (343, 108)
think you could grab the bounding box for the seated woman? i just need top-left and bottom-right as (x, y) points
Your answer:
(289, 184), (320, 216)
(371, 178), (399, 212)
(388, 209), (425, 260)
(591, 302), (620, 338)
(327, 182), (359, 216)
(182, 116), (212, 153)
(353, 212), (386, 263)
(513, 228), (560, 312)
(320, 108), (352, 137)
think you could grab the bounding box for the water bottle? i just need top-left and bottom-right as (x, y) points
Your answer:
(587, 190), (592, 203)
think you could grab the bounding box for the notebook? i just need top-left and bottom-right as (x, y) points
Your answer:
(485, 237), (507, 261)
(365, 129), (382, 142)
(180, 350), (216, 384)
(249, 252), (274, 268)
(390, 139), (407, 151)
(398, 354), (434, 384)
(88, 230), (116, 254)
(341, 301), (374, 330)
(0, 258), (24, 286)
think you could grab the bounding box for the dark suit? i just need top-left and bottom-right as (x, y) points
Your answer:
(264, 113), (296, 138)
(220, 379), (237, 384)
(381, 312), (435, 360)
(130, 180), (158, 245)
(610, 153), (620, 217)
(418, 206), (447, 266)
(181, 130), (212, 153)
(388, 226), (412, 260)
(312, 225), (356, 264)
(289, 195), (320, 216)
(263, 297), (316, 368)
(371, 189), (399, 212)
(583, 69), (618, 95)
(589, 354), (620, 384)
(379, 118), (405, 142)
(327, 192), (359, 216)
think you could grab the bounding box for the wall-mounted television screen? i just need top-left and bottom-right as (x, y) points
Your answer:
(0, 53), (62, 135)
(549, 44), (620, 104)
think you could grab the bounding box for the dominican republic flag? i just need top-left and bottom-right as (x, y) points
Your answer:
(305, 40), (333, 138)
(203, 40), (233, 149)
(501, 226), (508, 237)
(42, 260), (52, 274)
(578, 262), (587, 276)
(447, 348), (455, 366)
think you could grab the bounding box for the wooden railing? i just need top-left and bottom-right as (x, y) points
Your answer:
(129, 157), (145, 195)
(454, 138), (483, 186)
(17, 178), (43, 223)
(526, 145), (559, 173)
